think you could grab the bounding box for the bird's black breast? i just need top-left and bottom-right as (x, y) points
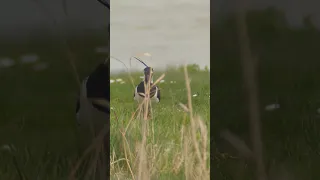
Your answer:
(86, 63), (110, 101)
(136, 81), (157, 98)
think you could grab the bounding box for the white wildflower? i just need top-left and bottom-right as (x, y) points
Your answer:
(265, 103), (280, 111)
(20, 54), (38, 64)
(0, 58), (15, 68)
(116, 78), (123, 82)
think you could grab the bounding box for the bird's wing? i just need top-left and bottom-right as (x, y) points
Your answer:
(136, 81), (146, 97)
(149, 85), (157, 98)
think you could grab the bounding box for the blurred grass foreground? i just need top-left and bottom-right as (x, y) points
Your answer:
(212, 7), (320, 180)
(0, 31), (109, 179)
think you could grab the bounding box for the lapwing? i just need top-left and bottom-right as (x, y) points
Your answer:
(76, 58), (109, 147)
(134, 67), (160, 103)
(132, 57), (160, 118)
(75, 61), (110, 180)
(74, 1), (110, 179)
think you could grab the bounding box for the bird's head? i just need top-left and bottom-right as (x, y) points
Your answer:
(144, 67), (154, 82)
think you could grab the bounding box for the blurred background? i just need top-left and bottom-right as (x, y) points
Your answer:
(213, 0), (320, 28)
(212, 0), (320, 179)
(0, 0), (108, 162)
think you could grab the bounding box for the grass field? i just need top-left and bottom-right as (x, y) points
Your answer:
(3, 7), (320, 179)
(0, 38), (210, 180)
(0, 36), (108, 179)
(110, 65), (210, 179)
(211, 8), (320, 179)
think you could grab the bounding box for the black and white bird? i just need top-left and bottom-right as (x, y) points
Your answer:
(75, 1), (109, 179)
(75, 0), (110, 150)
(134, 66), (161, 104)
(75, 60), (110, 150)
(75, 61), (110, 180)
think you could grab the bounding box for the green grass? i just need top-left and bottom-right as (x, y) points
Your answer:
(4, 6), (320, 179)
(110, 65), (210, 179)
(211, 7), (320, 180)
(0, 36), (107, 179)
(0, 37), (210, 180)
